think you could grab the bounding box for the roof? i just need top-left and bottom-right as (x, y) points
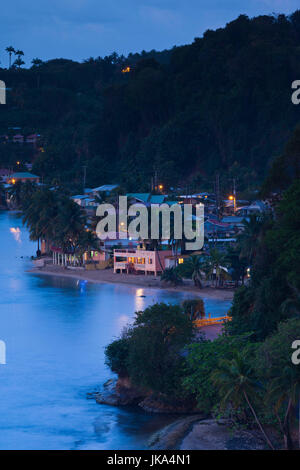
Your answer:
(165, 201), (179, 206)
(149, 195), (165, 204)
(92, 184), (119, 192)
(126, 193), (168, 204)
(165, 254), (189, 260)
(71, 195), (88, 200)
(9, 172), (39, 179)
(208, 238), (237, 242)
(126, 193), (150, 203)
(221, 216), (247, 224)
(206, 219), (231, 228)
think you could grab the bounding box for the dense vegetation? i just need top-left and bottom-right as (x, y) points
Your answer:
(105, 303), (195, 401)
(1, 11), (300, 192)
(105, 124), (300, 448)
(3, 9), (300, 449)
(11, 182), (99, 258)
(228, 127), (300, 341)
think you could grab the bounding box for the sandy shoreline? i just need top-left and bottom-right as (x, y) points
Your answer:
(27, 265), (235, 302)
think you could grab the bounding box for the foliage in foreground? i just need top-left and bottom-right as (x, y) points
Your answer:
(105, 302), (195, 398)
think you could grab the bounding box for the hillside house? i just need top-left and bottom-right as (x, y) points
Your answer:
(6, 172), (40, 184)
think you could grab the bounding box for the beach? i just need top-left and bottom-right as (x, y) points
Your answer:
(28, 264), (235, 302)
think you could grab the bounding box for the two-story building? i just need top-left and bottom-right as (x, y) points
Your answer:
(114, 248), (173, 275)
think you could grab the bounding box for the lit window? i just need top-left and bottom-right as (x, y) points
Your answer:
(178, 258), (184, 264)
(122, 66), (131, 73)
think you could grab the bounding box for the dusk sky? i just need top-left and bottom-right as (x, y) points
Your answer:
(1, 0), (299, 66)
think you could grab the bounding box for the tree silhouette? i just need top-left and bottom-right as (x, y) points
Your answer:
(5, 46), (15, 68)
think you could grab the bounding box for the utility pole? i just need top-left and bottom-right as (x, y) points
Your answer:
(232, 178), (237, 212)
(82, 165), (87, 192)
(152, 167), (158, 192)
(215, 173), (220, 220)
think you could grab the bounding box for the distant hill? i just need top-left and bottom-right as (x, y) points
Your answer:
(1, 11), (300, 192)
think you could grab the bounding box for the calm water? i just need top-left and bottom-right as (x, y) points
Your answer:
(0, 211), (231, 450)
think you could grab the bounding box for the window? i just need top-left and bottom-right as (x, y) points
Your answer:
(178, 258), (184, 264)
(116, 256), (127, 262)
(148, 258), (153, 264)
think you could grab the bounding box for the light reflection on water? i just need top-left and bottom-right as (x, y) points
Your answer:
(9, 227), (22, 243)
(0, 211), (231, 450)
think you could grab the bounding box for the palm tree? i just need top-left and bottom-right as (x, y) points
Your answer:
(31, 58), (43, 67)
(0, 182), (5, 206)
(77, 229), (101, 265)
(8, 181), (23, 208)
(238, 214), (264, 265)
(182, 299), (205, 321)
(15, 50), (24, 58)
(5, 46), (15, 68)
(13, 57), (25, 69)
(270, 363), (300, 449)
(225, 245), (247, 287)
(280, 284), (300, 318)
(184, 255), (204, 288)
(54, 198), (86, 257)
(211, 352), (275, 450)
(161, 267), (182, 286)
(22, 188), (59, 253)
(203, 249), (230, 287)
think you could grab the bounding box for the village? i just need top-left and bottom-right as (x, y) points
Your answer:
(0, 167), (269, 298)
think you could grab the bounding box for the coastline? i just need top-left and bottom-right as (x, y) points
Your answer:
(27, 265), (235, 301)
(149, 416), (266, 450)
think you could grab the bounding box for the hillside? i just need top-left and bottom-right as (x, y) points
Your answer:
(1, 11), (300, 192)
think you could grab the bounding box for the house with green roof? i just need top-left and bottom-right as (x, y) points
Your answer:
(6, 172), (40, 184)
(126, 193), (167, 205)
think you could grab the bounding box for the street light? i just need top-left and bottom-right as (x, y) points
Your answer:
(229, 195), (236, 212)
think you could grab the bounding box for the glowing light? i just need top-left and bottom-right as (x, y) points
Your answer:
(79, 279), (87, 294)
(122, 66), (131, 73)
(11, 178), (16, 184)
(158, 184), (163, 190)
(229, 195), (234, 200)
(10, 227), (21, 243)
(135, 288), (146, 310)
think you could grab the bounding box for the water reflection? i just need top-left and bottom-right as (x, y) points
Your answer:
(9, 227), (21, 243)
(0, 212), (231, 450)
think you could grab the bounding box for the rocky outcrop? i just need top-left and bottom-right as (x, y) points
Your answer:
(94, 377), (200, 414)
(138, 395), (199, 414)
(95, 377), (146, 406)
(149, 417), (267, 450)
